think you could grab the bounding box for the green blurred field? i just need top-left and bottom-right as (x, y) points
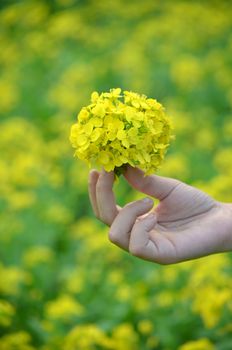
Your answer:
(0, 0), (232, 349)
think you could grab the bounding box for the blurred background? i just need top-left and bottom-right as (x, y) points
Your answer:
(0, 0), (232, 349)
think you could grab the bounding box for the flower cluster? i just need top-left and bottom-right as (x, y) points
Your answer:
(70, 88), (173, 174)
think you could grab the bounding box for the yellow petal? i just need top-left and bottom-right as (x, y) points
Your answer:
(107, 131), (116, 141)
(90, 117), (103, 127)
(83, 123), (93, 135)
(78, 109), (89, 122)
(104, 163), (114, 171)
(114, 158), (123, 167)
(98, 151), (110, 164)
(91, 91), (99, 103)
(92, 104), (105, 118)
(111, 88), (121, 97)
(90, 128), (102, 141)
(128, 127), (138, 138)
(124, 106), (135, 122)
(131, 100), (140, 108)
(77, 135), (88, 146)
(122, 139), (130, 148)
(117, 129), (126, 140)
(140, 101), (149, 109)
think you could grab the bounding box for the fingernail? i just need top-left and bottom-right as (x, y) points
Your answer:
(142, 197), (153, 204)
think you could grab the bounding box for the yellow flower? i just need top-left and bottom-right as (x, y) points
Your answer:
(70, 88), (173, 174)
(178, 338), (215, 350)
(192, 286), (231, 328)
(137, 319), (153, 335)
(112, 323), (139, 350)
(64, 324), (112, 350)
(0, 300), (15, 327)
(0, 331), (36, 350)
(0, 264), (30, 296)
(23, 246), (54, 268)
(45, 294), (84, 321)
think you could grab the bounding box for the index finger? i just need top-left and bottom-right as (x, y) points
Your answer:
(96, 170), (120, 226)
(88, 169), (100, 217)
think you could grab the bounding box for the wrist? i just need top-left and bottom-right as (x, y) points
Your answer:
(220, 202), (232, 251)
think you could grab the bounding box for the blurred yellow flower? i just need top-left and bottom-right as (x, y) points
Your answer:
(116, 284), (131, 302)
(0, 264), (30, 296)
(44, 204), (73, 224)
(133, 296), (150, 312)
(179, 338), (215, 350)
(23, 246), (54, 268)
(192, 286), (231, 328)
(158, 154), (189, 180)
(112, 323), (139, 350)
(137, 319), (153, 335)
(0, 331), (35, 350)
(223, 118), (232, 141)
(45, 294), (84, 321)
(171, 56), (202, 90)
(146, 335), (159, 348)
(0, 300), (15, 327)
(214, 148), (232, 175)
(108, 270), (124, 285)
(64, 324), (112, 350)
(65, 275), (84, 294)
(156, 291), (177, 307)
(70, 88), (173, 174)
(0, 79), (18, 112)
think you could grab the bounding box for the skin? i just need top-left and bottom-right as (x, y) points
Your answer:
(88, 165), (232, 264)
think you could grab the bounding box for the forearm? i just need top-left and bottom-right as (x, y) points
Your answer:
(219, 202), (232, 251)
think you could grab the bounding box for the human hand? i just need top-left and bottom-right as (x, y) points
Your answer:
(88, 166), (232, 264)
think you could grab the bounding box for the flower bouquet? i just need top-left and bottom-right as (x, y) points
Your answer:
(70, 88), (173, 176)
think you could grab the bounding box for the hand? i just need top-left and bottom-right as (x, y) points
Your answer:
(88, 166), (232, 264)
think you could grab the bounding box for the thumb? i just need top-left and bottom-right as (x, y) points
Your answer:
(123, 165), (181, 201)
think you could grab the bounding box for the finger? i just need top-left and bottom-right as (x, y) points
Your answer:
(96, 170), (119, 225)
(88, 169), (100, 217)
(129, 212), (158, 260)
(109, 197), (154, 250)
(124, 165), (181, 200)
(130, 215), (179, 264)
